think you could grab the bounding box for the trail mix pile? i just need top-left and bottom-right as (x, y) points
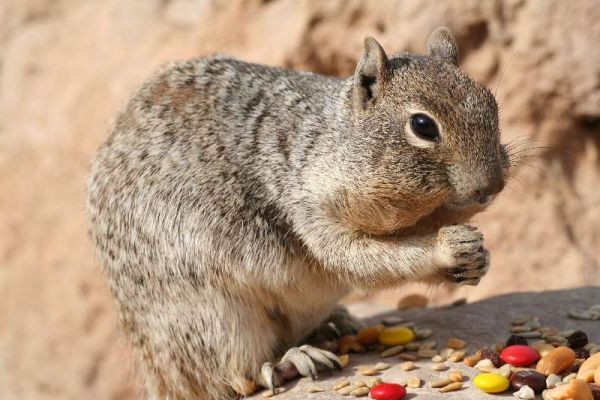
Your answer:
(292, 313), (600, 400)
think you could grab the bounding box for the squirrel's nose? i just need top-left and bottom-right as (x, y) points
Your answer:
(473, 178), (505, 204)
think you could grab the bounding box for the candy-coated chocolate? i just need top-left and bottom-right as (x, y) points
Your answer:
(473, 372), (510, 393)
(370, 383), (406, 400)
(510, 370), (547, 393)
(500, 345), (540, 367)
(378, 326), (415, 346)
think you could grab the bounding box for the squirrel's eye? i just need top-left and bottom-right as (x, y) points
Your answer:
(410, 113), (440, 142)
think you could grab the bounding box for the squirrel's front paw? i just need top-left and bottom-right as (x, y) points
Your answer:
(436, 224), (489, 286)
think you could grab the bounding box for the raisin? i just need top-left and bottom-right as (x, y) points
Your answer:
(506, 335), (528, 347)
(568, 330), (588, 349)
(574, 347), (590, 359)
(481, 347), (503, 367)
(591, 384), (600, 400)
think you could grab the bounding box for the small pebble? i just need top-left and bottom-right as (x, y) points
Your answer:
(501, 345), (540, 367)
(540, 327), (559, 337)
(512, 316), (534, 325)
(546, 374), (561, 389)
(431, 362), (448, 371)
(511, 326), (533, 333)
(415, 329), (433, 340)
(558, 329), (576, 337)
(447, 338), (466, 349)
(546, 335), (568, 345)
(405, 342), (420, 351)
(378, 326), (415, 346)
(419, 340), (436, 350)
(519, 331), (542, 338)
(513, 385), (535, 399)
(448, 370), (463, 382)
(431, 355), (445, 363)
(369, 383), (407, 400)
(430, 378), (453, 388)
(381, 316), (404, 326)
(474, 372), (510, 393)
(400, 361), (415, 371)
(525, 320), (541, 330)
(510, 370), (547, 393)
(380, 345), (404, 358)
(417, 349), (437, 358)
(398, 353), (417, 361)
(439, 382), (463, 392)
(567, 310), (595, 321)
(407, 376), (421, 388)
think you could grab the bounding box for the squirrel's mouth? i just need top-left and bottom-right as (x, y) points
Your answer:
(444, 195), (494, 211)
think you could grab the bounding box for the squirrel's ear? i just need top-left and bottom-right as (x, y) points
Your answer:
(353, 37), (388, 111)
(427, 26), (459, 66)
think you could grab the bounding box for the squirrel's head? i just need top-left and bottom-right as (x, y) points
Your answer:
(338, 27), (509, 233)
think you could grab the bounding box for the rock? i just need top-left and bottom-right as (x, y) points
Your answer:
(1, 1), (600, 399)
(249, 288), (600, 399)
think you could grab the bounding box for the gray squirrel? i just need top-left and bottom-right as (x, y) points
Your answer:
(87, 27), (508, 399)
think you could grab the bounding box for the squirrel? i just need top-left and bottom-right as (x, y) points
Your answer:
(87, 27), (509, 400)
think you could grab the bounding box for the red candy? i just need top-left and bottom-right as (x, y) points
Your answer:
(370, 383), (406, 400)
(500, 345), (540, 367)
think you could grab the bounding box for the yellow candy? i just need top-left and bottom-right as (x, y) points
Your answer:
(473, 373), (510, 393)
(377, 326), (414, 346)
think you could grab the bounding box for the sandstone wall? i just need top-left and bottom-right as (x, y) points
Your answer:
(1, 1), (598, 399)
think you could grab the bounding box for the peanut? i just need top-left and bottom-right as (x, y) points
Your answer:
(447, 338), (466, 349)
(448, 370), (463, 382)
(543, 379), (593, 400)
(536, 346), (576, 375)
(356, 324), (385, 345)
(338, 336), (365, 354)
(338, 354), (350, 368)
(577, 352), (600, 382)
(407, 376), (421, 388)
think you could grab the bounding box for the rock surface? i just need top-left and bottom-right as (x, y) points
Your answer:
(1, 1), (599, 399)
(250, 287), (600, 399)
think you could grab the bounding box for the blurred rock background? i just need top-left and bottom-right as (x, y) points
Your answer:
(0, 0), (598, 399)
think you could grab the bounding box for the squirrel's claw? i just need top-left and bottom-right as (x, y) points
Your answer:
(258, 345), (341, 391)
